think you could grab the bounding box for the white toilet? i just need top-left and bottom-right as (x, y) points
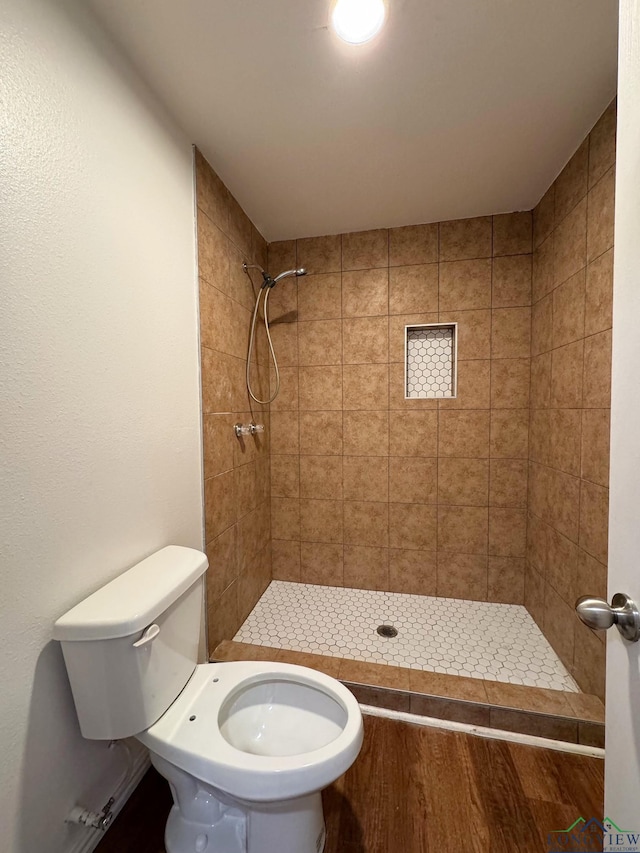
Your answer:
(53, 546), (363, 853)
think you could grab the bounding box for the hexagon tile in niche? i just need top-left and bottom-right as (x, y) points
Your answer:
(234, 582), (580, 693)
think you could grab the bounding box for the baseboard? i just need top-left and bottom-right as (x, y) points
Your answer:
(66, 748), (151, 853)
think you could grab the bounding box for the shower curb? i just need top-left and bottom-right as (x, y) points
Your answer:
(211, 640), (605, 748)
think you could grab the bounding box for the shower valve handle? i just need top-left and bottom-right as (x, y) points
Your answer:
(234, 422), (264, 437)
(575, 593), (640, 641)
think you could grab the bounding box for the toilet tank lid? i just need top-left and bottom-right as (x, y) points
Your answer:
(53, 546), (208, 641)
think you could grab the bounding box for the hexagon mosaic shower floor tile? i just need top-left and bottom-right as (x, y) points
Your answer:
(234, 581), (580, 693)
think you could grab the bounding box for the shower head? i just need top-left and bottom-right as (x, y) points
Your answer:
(272, 267), (307, 285)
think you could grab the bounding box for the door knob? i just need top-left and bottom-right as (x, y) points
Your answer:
(575, 593), (640, 642)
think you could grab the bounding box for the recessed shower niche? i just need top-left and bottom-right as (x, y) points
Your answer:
(404, 322), (457, 399)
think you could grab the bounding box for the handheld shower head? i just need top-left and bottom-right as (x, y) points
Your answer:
(272, 267), (307, 285)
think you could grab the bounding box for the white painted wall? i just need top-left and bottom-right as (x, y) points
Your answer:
(605, 0), (640, 829)
(0, 0), (203, 850)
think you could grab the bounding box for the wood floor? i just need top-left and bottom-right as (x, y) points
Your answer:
(97, 716), (603, 853)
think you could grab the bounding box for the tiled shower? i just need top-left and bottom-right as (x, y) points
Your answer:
(197, 100), (615, 703)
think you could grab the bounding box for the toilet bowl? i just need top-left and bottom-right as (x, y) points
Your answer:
(53, 546), (363, 853)
(139, 660), (363, 853)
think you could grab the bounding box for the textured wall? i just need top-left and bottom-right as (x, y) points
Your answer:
(0, 0), (202, 850)
(526, 101), (616, 700)
(194, 151), (272, 654)
(267, 215), (532, 603)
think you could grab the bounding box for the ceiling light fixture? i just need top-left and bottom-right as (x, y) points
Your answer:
(331, 0), (387, 45)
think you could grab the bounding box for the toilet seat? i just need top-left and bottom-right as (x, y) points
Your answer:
(137, 661), (363, 803)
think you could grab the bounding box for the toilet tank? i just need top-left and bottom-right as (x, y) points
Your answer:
(53, 546), (208, 740)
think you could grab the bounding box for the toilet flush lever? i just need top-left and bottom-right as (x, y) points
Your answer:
(133, 623), (160, 648)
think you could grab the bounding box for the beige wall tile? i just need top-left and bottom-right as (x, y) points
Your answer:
(389, 223), (438, 266)
(344, 545), (389, 590)
(585, 248), (614, 337)
(300, 498), (343, 544)
(389, 549), (437, 594)
(491, 359), (531, 409)
(268, 273), (297, 317)
(531, 294), (553, 356)
(589, 100), (616, 188)
(572, 623), (606, 701)
(206, 525), (237, 600)
(437, 552), (488, 600)
(270, 366), (299, 412)
(343, 410), (389, 456)
(268, 239), (297, 272)
(389, 456), (437, 504)
(490, 409), (529, 459)
(270, 497), (300, 541)
(342, 229), (388, 270)
(227, 194), (253, 256)
(489, 507), (527, 557)
(439, 216), (492, 261)
(389, 410), (438, 457)
(583, 329), (612, 408)
(205, 470), (236, 541)
(443, 309), (491, 360)
(299, 411), (342, 455)
(575, 548), (607, 601)
(198, 209), (230, 291)
(389, 503), (437, 550)
(492, 308), (531, 359)
(546, 526), (578, 605)
(493, 212), (532, 257)
(532, 234), (555, 302)
(342, 269), (388, 317)
(489, 459), (528, 508)
(343, 363), (389, 409)
(553, 269), (586, 348)
(270, 411), (299, 454)
(554, 197), (587, 286)
(296, 234), (341, 274)
(297, 272), (342, 320)
(298, 319), (342, 365)
(298, 365), (342, 411)
(438, 506), (488, 554)
(554, 139), (588, 224)
(271, 455), (300, 499)
(488, 556), (524, 604)
(343, 455), (389, 502)
(439, 410), (490, 457)
(439, 359), (490, 410)
(530, 352), (552, 409)
(300, 542), (343, 586)
(579, 480), (609, 564)
(268, 321), (298, 366)
(551, 340), (584, 408)
(439, 258), (492, 311)
(548, 409), (581, 476)
(344, 500), (389, 547)
(299, 454), (342, 499)
(492, 255), (532, 308)
(343, 316), (389, 363)
(533, 185), (555, 249)
(550, 468), (581, 542)
(581, 409), (610, 487)
(438, 457), (489, 506)
(542, 584), (575, 666)
(587, 167), (615, 263)
(203, 413), (235, 478)
(524, 562), (545, 625)
(271, 539), (301, 581)
(529, 409), (551, 466)
(389, 264), (438, 314)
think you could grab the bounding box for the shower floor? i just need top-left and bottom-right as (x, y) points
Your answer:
(234, 581), (580, 693)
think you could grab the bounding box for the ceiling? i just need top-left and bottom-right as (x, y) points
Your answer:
(87, 0), (618, 242)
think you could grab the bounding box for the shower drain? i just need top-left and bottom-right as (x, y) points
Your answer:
(376, 624), (398, 638)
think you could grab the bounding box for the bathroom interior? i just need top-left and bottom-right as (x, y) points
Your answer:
(2, 0), (633, 851)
